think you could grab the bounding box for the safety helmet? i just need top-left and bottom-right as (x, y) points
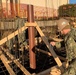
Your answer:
(57, 18), (70, 31)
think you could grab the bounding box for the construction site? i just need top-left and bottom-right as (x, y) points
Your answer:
(0, 0), (76, 75)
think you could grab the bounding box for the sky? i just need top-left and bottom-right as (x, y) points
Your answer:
(69, 0), (76, 4)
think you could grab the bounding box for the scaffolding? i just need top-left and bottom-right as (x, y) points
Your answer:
(0, 1), (67, 75)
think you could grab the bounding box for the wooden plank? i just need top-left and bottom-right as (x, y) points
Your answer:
(6, 59), (19, 64)
(1, 47), (31, 75)
(14, 60), (31, 75)
(0, 23), (28, 45)
(0, 51), (16, 75)
(0, 21), (64, 73)
(0, 22), (37, 45)
(25, 22), (37, 27)
(35, 24), (64, 72)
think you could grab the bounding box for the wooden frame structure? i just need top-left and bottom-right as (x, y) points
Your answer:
(0, 21), (66, 74)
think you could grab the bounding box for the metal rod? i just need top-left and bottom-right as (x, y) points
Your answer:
(35, 47), (66, 61)
(35, 47), (52, 56)
(27, 5), (36, 69)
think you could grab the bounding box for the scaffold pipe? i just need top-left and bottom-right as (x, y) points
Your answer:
(27, 5), (36, 69)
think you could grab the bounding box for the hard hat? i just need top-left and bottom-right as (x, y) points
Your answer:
(57, 18), (70, 31)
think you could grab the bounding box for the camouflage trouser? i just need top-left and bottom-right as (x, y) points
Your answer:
(62, 59), (76, 75)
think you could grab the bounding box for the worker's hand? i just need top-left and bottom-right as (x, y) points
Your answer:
(63, 61), (69, 68)
(50, 42), (56, 46)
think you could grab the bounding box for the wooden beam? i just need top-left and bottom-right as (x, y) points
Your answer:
(0, 51), (16, 75)
(14, 60), (31, 75)
(0, 47), (31, 75)
(35, 23), (64, 72)
(0, 23), (28, 45)
(0, 22), (37, 45)
(6, 59), (19, 64)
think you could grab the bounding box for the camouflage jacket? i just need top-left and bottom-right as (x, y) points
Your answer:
(56, 28), (76, 62)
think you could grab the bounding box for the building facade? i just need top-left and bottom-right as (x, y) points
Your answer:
(1, 0), (69, 18)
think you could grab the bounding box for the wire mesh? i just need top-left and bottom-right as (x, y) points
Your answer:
(0, 59), (9, 75)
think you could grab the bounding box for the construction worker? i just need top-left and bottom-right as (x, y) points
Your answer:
(69, 19), (76, 28)
(50, 18), (76, 75)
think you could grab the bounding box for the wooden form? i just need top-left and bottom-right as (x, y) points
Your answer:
(0, 47), (31, 75)
(0, 22), (65, 73)
(0, 51), (16, 75)
(0, 23), (36, 45)
(0, 24), (28, 45)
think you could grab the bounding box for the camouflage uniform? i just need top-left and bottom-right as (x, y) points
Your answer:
(56, 28), (76, 75)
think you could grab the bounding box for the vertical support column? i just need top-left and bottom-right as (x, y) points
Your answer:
(27, 5), (36, 69)
(10, 0), (14, 18)
(15, 0), (20, 17)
